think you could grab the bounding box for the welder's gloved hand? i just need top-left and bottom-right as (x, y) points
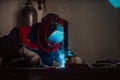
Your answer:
(19, 46), (41, 64)
(66, 56), (83, 64)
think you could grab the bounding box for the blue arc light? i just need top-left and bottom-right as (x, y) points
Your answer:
(58, 49), (66, 68)
(108, 0), (120, 8)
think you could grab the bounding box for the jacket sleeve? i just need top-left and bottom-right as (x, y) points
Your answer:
(0, 27), (22, 58)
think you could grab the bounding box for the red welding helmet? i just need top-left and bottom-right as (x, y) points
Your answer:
(37, 13), (68, 53)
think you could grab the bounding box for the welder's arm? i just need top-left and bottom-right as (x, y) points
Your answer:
(0, 27), (41, 65)
(19, 46), (41, 64)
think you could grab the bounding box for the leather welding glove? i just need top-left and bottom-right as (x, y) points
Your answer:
(19, 46), (41, 64)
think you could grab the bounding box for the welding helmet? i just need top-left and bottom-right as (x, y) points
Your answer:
(37, 14), (68, 53)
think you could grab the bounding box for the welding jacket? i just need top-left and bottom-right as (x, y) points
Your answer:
(0, 25), (68, 67)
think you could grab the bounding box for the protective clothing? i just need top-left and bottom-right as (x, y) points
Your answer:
(0, 13), (69, 68)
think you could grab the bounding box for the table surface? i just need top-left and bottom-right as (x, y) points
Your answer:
(0, 67), (120, 80)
